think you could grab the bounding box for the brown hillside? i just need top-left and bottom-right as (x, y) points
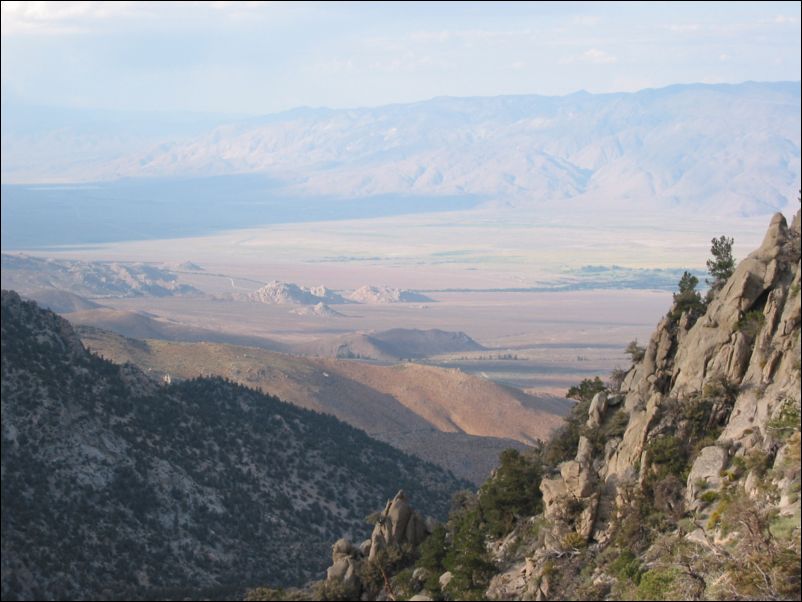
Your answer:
(79, 329), (570, 483)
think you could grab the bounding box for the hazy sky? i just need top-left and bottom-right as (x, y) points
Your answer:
(1, 1), (800, 114)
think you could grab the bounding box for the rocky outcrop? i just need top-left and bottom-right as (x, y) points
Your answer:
(487, 209), (801, 600)
(540, 392), (605, 547)
(346, 285), (433, 304)
(244, 280), (348, 305)
(325, 538), (362, 595)
(323, 490), (431, 596)
(596, 211), (801, 533)
(368, 490), (430, 562)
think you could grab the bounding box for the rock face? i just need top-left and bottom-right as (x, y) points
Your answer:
(368, 490), (430, 562)
(541, 391), (605, 544)
(326, 538), (362, 594)
(323, 490), (431, 596)
(595, 210), (801, 537)
(488, 210), (801, 600)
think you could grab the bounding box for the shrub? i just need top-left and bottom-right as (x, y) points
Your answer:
(610, 550), (643, 584)
(609, 367), (628, 392)
(479, 448), (544, 537)
(416, 524), (447, 591)
(566, 377), (606, 403)
(636, 567), (683, 601)
(767, 397), (801, 442)
(560, 531), (587, 551)
(699, 491), (719, 504)
(737, 310), (766, 338)
(670, 271), (706, 324)
(443, 508), (495, 600)
(626, 340), (646, 363)
(645, 436), (688, 481)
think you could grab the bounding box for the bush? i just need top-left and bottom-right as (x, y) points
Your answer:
(443, 508), (495, 600)
(767, 397), (801, 442)
(670, 271), (705, 324)
(416, 524), (447, 592)
(645, 436), (688, 481)
(737, 310), (766, 338)
(636, 567), (683, 601)
(626, 340), (646, 363)
(566, 377), (606, 403)
(610, 550), (643, 584)
(699, 491), (719, 505)
(479, 449), (544, 537)
(609, 367), (628, 392)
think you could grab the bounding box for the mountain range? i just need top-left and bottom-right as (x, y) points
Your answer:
(3, 82), (799, 217)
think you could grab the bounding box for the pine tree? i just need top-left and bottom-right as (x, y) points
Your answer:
(706, 235), (735, 291)
(671, 270), (704, 322)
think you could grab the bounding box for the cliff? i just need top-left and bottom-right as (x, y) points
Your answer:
(288, 209), (800, 602)
(489, 209), (801, 600)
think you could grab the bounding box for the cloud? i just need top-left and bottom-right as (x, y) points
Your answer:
(665, 23), (703, 33)
(408, 28), (532, 44)
(561, 48), (617, 65)
(572, 15), (601, 26)
(1, 1), (138, 35)
(771, 14), (800, 25)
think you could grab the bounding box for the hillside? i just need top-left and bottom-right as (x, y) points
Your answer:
(1, 254), (201, 298)
(0, 291), (467, 600)
(77, 329), (569, 483)
(68, 309), (288, 352)
(294, 328), (484, 360)
(292, 208), (801, 602)
(22, 288), (105, 313)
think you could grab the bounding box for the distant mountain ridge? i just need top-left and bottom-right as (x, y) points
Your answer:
(1, 254), (202, 298)
(294, 328), (484, 360)
(5, 82), (797, 216)
(240, 281), (432, 305)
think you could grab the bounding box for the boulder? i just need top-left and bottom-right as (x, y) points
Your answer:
(325, 537), (362, 594)
(369, 490), (429, 562)
(686, 446), (729, 511)
(587, 392), (608, 429)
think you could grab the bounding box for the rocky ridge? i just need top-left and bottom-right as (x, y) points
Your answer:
(487, 209), (801, 600)
(272, 209), (800, 602)
(346, 285), (433, 304)
(1, 254), (202, 298)
(242, 280), (348, 305)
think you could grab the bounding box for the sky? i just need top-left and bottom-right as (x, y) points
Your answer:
(1, 1), (800, 115)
